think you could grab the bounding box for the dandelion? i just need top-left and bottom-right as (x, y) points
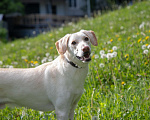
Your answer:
(24, 59), (28, 63)
(110, 39), (113, 42)
(124, 54), (129, 58)
(116, 35), (119, 37)
(108, 50), (113, 53)
(121, 81), (125, 85)
(143, 50), (148, 54)
(11, 44), (14, 47)
(107, 53), (112, 60)
(118, 38), (121, 41)
(107, 41), (111, 44)
(33, 61), (38, 65)
(49, 33), (53, 37)
(99, 50), (105, 55)
(145, 62), (148, 65)
(30, 61), (34, 64)
(142, 45), (146, 50)
(145, 36), (149, 40)
(147, 45), (150, 49)
(127, 37), (131, 40)
(8, 65), (14, 68)
(99, 63), (105, 68)
(46, 53), (50, 57)
(145, 44), (149, 47)
(50, 47), (53, 50)
(101, 54), (107, 59)
(139, 22), (145, 29)
(94, 54), (99, 59)
(112, 52), (117, 57)
(138, 38), (142, 43)
(112, 46), (117, 51)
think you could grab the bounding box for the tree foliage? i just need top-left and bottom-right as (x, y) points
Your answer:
(0, 0), (24, 14)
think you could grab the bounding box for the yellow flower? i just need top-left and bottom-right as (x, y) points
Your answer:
(118, 38), (121, 41)
(34, 61), (38, 64)
(127, 37), (131, 40)
(115, 35), (119, 37)
(125, 54), (129, 58)
(110, 39), (113, 42)
(30, 61), (34, 64)
(24, 59), (28, 63)
(110, 50), (113, 53)
(49, 33), (53, 37)
(145, 44), (149, 47)
(92, 55), (95, 59)
(138, 38), (142, 43)
(121, 81), (125, 85)
(137, 32), (139, 35)
(50, 47), (53, 50)
(126, 58), (129, 61)
(145, 62), (148, 65)
(149, 30), (150, 33)
(145, 36), (149, 40)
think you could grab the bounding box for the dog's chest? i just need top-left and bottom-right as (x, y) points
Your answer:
(64, 68), (88, 92)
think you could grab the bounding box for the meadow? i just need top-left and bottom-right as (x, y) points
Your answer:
(0, 0), (150, 119)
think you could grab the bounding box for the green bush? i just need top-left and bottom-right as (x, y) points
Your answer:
(0, 27), (7, 43)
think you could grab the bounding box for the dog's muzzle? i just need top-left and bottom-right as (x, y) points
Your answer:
(76, 46), (91, 62)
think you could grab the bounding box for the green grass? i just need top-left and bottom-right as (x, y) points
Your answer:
(0, 0), (150, 119)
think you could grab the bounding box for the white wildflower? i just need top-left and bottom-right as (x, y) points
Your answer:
(99, 63), (105, 68)
(139, 22), (145, 29)
(101, 54), (107, 59)
(147, 45), (150, 49)
(112, 46), (118, 51)
(54, 55), (58, 59)
(107, 41), (111, 44)
(142, 45), (146, 50)
(21, 56), (28, 59)
(112, 52), (117, 58)
(107, 53), (112, 60)
(143, 50), (148, 54)
(8, 65), (14, 68)
(99, 50), (105, 55)
(45, 53), (50, 57)
(0, 61), (3, 65)
(41, 57), (47, 63)
(45, 45), (48, 49)
(94, 54), (99, 59)
(11, 44), (14, 47)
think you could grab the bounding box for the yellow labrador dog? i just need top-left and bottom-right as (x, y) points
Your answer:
(0, 30), (98, 120)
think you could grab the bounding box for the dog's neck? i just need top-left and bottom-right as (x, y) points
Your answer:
(65, 58), (82, 69)
(63, 52), (88, 69)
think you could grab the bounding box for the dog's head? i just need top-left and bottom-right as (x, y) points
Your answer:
(55, 30), (98, 65)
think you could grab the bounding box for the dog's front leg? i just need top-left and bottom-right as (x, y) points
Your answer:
(55, 106), (70, 120)
(69, 95), (82, 120)
(54, 95), (73, 120)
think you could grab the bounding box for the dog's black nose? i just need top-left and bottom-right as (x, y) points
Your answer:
(82, 46), (90, 52)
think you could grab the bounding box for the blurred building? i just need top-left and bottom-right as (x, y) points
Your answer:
(5, 0), (90, 38)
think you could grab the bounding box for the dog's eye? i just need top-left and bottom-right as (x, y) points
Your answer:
(72, 41), (76, 45)
(84, 37), (89, 41)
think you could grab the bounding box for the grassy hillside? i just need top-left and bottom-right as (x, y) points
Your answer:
(0, 0), (150, 119)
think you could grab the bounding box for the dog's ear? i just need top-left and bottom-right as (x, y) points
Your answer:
(55, 34), (71, 55)
(80, 30), (98, 46)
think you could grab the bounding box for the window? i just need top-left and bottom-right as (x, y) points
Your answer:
(24, 3), (39, 14)
(69, 0), (77, 8)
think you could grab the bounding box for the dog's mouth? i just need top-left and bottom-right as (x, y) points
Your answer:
(76, 52), (91, 62)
